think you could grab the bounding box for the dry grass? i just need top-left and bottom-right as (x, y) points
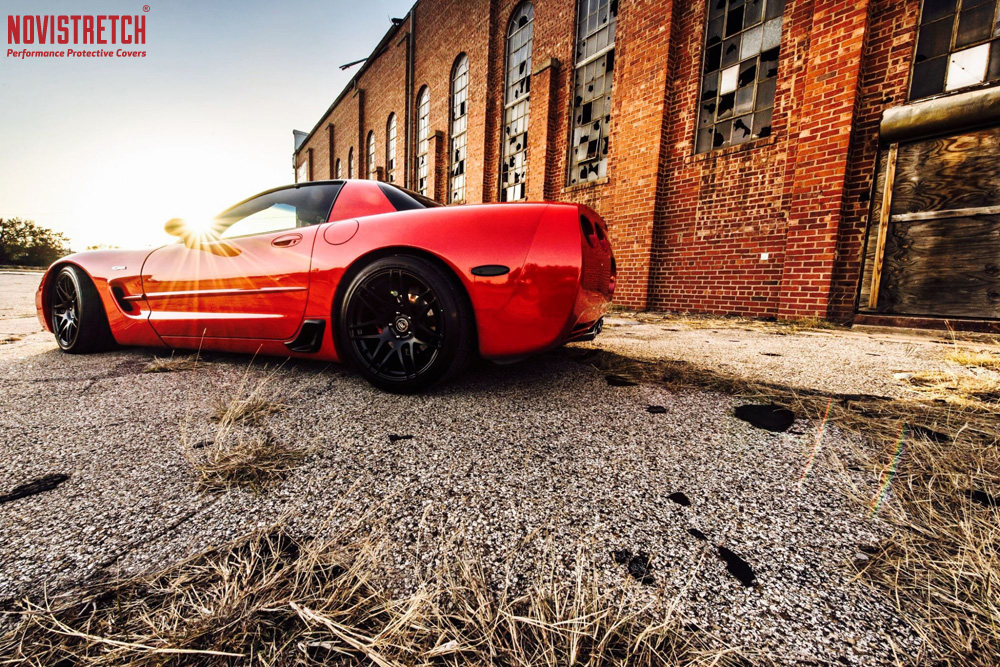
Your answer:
(581, 348), (1000, 665)
(184, 432), (306, 492)
(185, 364), (301, 492)
(945, 347), (1000, 372)
(210, 375), (286, 425)
(0, 334), (24, 345)
(143, 354), (202, 374)
(903, 370), (1000, 407)
(0, 527), (752, 666)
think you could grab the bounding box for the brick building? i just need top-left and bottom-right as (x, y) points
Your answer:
(293, 0), (1000, 328)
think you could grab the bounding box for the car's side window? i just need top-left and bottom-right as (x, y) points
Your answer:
(215, 183), (343, 240)
(220, 202), (298, 239)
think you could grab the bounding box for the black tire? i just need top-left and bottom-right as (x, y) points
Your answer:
(50, 265), (115, 354)
(337, 255), (473, 393)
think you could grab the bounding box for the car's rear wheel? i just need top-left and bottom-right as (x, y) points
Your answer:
(338, 255), (473, 393)
(51, 265), (114, 354)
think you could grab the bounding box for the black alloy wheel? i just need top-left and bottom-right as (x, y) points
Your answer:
(339, 255), (473, 392)
(50, 265), (114, 353)
(52, 269), (81, 349)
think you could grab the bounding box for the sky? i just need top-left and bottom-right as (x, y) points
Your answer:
(0, 0), (414, 250)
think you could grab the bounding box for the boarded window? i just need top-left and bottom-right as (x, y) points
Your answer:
(386, 114), (397, 184)
(450, 54), (470, 203)
(568, 0), (618, 185)
(501, 2), (534, 202)
(696, 0), (784, 154)
(416, 86), (430, 196)
(296, 160), (308, 183)
(911, 0), (1000, 100)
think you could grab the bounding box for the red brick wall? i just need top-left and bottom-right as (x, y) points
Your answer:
(829, 0), (920, 322)
(293, 0), (928, 322)
(358, 31), (410, 184)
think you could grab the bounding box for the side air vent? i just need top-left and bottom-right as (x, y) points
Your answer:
(111, 285), (135, 313)
(286, 319), (326, 353)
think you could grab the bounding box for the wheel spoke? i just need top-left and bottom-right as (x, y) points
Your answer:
(357, 284), (394, 317)
(413, 324), (442, 348)
(347, 267), (446, 382)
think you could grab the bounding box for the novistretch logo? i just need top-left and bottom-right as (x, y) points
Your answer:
(7, 12), (148, 59)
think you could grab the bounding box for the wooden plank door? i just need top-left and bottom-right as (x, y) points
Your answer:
(858, 125), (1000, 320)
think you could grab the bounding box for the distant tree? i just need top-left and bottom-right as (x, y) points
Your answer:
(86, 244), (120, 251)
(0, 218), (71, 267)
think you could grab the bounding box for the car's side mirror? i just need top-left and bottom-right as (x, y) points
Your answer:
(164, 218), (186, 237)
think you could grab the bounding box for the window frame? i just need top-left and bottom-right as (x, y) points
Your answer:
(366, 131), (376, 180)
(908, 0), (1000, 101)
(348, 147), (355, 178)
(567, 0), (618, 186)
(386, 113), (398, 184)
(335, 158), (342, 178)
(415, 85), (431, 196)
(500, 1), (535, 202)
(694, 0), (784, 155)
(450, 53), (470, 203)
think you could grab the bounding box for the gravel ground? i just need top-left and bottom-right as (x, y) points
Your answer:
(5, 272), (994, 664)
(599, 313), (995, 399)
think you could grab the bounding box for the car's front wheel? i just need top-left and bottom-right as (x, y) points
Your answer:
(50, 265), (114, 353)
(338, 255), (473, 393)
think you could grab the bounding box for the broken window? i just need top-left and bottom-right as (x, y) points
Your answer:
(696, 0), (784, 154)
(366, 131), (376, 179)
(450, 54), (469, 203)
(568, 0), (618, 185)
(348, 147), (355, 179)
(386, 114), (397, 184)
(416, 86), (430, 196)
(911, 0), (1000, 100)
(335, 158), (342, 179)
(501, 2), (534, 202)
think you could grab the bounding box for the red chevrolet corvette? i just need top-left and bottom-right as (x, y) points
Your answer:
(36, 180), (615, 392)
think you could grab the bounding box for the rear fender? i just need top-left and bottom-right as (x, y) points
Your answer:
(306, 204), (549, 358)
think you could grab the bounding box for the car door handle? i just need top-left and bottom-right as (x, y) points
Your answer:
(272, 233), (302, 248)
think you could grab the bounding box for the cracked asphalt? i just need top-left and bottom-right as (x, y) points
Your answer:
(3, 270), (990, 664)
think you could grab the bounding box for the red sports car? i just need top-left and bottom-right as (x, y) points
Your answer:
(36, 180), (615, 392)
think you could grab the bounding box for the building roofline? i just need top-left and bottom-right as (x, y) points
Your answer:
(294, 4), (416, 157)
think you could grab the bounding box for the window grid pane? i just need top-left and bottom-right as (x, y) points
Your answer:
(366, 132), (375, 179)
(696, 0), (783, 154)
(502, 2), (533, 202)
(386, 114), (397, 184)
(910, 0), (1000, 100)
(568, 0), (618, 186)
(450, 55), (469, 203)
(335, 159), (342, 179)
(416, 88), (430, 196)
